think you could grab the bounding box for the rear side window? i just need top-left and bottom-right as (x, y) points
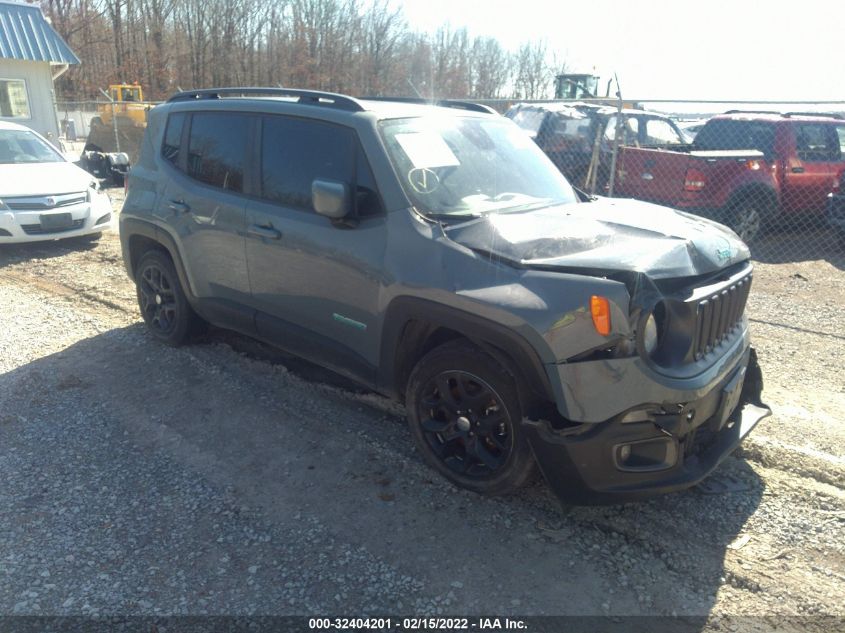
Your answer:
(161, 112), (185, 167)
(260, 116), (354, 211)
(186, 112), (249, 192)
(694, 120), (776, 156)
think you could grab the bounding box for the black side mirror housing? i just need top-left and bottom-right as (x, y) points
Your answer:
(312, 179), (351, 220)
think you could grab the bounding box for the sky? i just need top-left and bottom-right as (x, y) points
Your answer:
(398, 0), (845, 103)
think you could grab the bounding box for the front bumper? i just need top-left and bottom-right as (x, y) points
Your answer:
(0, 193), (113, 244)
(524, 347), (770, 504)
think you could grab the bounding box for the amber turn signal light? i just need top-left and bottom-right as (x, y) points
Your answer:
(590, 295), (611, 336)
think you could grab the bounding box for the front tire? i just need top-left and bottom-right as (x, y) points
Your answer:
(135, 250), (203, 346)
(405, 340), (537, 496)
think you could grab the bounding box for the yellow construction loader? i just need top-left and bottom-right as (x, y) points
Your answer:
(82, 83), (149, 185)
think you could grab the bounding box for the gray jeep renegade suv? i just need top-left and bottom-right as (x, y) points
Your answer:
(120, 88), (770, 504)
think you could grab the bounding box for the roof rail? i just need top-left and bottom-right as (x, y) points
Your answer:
(723, 109), (845, 120)
(784, 111), (844, 120)
(723, 109), (783, 116)
(166, 87), (365, 112)
(361, 96), (498, 114)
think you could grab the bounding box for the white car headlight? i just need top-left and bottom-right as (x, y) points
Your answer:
(643, 313), (658, 357)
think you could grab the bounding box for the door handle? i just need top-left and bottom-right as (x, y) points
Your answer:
(168, 199), (191, 213)
(791, 166), (805, 174)
(248, 224), (282, 240)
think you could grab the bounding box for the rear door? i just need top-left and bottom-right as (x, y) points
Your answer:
(782, 122), (845, 214)
(157, 110), (253, 328)
(244, 115), (387, 382)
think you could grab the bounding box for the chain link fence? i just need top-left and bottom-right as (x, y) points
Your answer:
(55, 97), (845, 263)
(498, 99), (845, 264)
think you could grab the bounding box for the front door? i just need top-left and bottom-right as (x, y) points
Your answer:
(782, 122), (845, 215)
(245, 115), (386, 383)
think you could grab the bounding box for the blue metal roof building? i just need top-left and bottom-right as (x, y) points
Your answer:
(0, 0), (79, 65)
(0, 1), (80, 140)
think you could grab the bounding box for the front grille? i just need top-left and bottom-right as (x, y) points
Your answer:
(20, 219), (85, 235)
(692, 274), (752, 360)
(5, 192), (87, 211)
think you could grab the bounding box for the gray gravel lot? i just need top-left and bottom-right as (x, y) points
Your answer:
(0, 191), (843, 629)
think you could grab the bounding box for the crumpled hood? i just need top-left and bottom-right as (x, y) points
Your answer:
(443, 197), (750, 279)
(0, 162), (93, 197)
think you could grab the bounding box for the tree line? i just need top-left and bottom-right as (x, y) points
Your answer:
(41, 0), (567, 102)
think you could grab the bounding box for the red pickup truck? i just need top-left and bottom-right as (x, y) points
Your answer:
(614, 111), (845, 243)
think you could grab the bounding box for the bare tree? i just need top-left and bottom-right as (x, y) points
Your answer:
(43, 0), (557, 103)
(514, 41), (551, 100)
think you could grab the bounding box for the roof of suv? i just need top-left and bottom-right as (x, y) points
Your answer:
(712, 111), (844, 123)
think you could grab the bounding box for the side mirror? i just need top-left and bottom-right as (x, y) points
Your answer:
(312, 179), (351, 219)
(63, 152), (81, 164)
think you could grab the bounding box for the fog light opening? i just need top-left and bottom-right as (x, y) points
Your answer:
(614, 437), (678, 472)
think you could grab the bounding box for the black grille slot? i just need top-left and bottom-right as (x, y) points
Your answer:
(692, 274), (752, 360)
(20, 219), (85, 235)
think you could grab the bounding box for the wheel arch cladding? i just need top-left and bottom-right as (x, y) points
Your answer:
(379, 297), (555, 412)
(728, 184), (779, 216)
(124, 220), (196, 301)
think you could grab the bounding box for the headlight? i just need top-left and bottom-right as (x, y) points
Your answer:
(643, 313), (658, 357)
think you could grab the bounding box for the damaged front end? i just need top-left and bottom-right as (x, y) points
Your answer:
(522, 348), (770, 505)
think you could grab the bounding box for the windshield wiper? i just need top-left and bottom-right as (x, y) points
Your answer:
(495, 198), (573, 214)
(425, 212), (482, 222)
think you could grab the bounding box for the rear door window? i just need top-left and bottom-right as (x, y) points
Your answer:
(186, 112), (249, 192)
(605, 116), (639, 145)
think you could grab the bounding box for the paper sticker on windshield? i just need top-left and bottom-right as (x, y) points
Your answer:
(395, 132), (460, 168)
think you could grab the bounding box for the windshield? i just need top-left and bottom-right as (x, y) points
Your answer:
(0, 129), (63, 164)
(380, 116), (578, 218)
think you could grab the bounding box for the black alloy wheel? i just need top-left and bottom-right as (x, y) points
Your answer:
(139, 262), (178, 335)
(135, 250), (202, 346)
(406, 340), (537, 495)
(417, 370), (513, 478)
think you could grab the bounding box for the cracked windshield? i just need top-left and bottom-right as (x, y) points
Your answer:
(380, 116), (577, 218)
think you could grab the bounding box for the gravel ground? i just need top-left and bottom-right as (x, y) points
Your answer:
(0, 190), (843, 629)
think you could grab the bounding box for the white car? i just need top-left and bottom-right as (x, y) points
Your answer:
(0, 121), (113, 244)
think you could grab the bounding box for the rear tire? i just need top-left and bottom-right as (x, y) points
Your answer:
(135, 250), (204, 346)
(727, 203), (763, 244)
(405, 340), (537, 496)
